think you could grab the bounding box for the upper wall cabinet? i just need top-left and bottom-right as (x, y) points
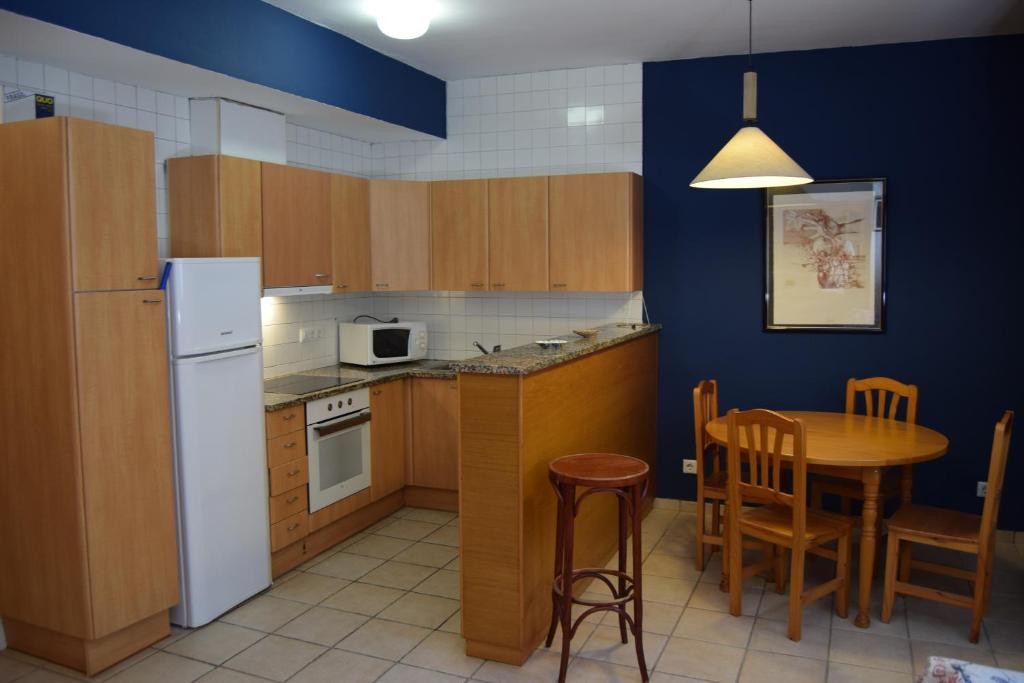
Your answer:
(261, 163), (332, 288)
(168, 155), (263, 259)
(67, 119), (157, 291)
(369, 180), (430, 292)
(431, 180), (488, 292)
(488, 176), (549, 292)
(330, 174), (372, 293)
(549, 172), (643, 292)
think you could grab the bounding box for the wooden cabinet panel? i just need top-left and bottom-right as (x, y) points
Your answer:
(218, 156), (263, 257)
(369, 180), (430, 291)
(410, 378), (459, 491)
(269, 486), (308, 524)
(67, 119), (157, 291)
(266, 405), (304, 439)
(74, 291), (177, 637)
(261, 163), (332, 287)
(270, 511), (309, 552)
(269, 457), (309, 496)
(549, 173), (642, 292)
(488, 177), (549, 292)
(331, 174), (372, 292)
(267, 430), (306, 469)
(370, 380), (408, 501)
(431, 180), (488, 291)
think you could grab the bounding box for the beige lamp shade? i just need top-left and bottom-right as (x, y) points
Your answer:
(690, 125), (813, 189)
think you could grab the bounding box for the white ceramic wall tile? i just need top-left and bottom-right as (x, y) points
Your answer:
(285, 123), (374, 176)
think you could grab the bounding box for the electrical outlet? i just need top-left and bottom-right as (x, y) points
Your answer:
(977, 481), (988, 497)
(683, 459), (697, 474)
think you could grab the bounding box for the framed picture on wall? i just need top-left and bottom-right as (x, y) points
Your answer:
(764, 178), (887, 332)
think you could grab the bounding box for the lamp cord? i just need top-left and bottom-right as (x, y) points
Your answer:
(748, 0), (753, 67)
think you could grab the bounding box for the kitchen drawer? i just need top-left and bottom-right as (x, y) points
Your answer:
(270, 510), (309, 552)
(266, 405), (303, 440)
(269, 485), (308, 524)
(267, 430), (306, 469)
(269, 457), (308, 496)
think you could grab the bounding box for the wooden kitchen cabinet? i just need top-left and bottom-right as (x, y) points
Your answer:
(549, 172), (643, 292)
(431, 179), (488, 291)
(66, 118), (158, 290)
(167, 155), (263, 259)
(261, 162), (332, 288)
(410, 378), (459, 491)
(369, 180), (430, 291)
(369, 379), (408, 501)
(488, 176), (549, 291)
(331, 174), (372, 292)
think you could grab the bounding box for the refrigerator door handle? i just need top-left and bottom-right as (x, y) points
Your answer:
(174, 345), (261, 365)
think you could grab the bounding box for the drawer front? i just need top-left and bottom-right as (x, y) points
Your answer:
(267, 430), (306, 469)
(270, 510), (309, 552)
(269, 457), (308, 496)
(269, 486), (308, 524)
(266, 406), (303, 440)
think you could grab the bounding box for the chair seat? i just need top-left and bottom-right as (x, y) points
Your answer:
(886, 504), (981, 544)
(549, 452), (649, 488)
(740, 504), (852, 543)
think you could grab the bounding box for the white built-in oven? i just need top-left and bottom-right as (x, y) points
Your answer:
(306, 388), (371, 512)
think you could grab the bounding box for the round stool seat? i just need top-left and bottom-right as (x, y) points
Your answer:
(549, 452), (649, 488)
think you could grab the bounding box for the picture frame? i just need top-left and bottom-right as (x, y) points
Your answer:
(763, 178), (887, 332)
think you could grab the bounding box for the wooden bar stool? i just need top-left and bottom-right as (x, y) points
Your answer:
(544, 453), (650, 683)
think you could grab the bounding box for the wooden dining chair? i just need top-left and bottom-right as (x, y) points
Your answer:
(693, 379), (727, 570)
(812, 377), (919, 519)
(726, 408), (853, 641)
(881, 410), (1014, 643)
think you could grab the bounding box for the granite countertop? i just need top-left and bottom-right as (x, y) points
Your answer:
(449, 323), (661, 376)
(264, 359), (455, 411)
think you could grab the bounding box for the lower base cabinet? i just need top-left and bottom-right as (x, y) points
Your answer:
(370, 380), (408, 501)
(410, 378), (460, 490)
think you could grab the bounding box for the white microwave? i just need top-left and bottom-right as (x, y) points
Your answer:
(339, 321), (428, 366)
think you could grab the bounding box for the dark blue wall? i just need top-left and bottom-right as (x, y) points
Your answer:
(0, 0), (446, 137)
(644, 36), (1024, 529)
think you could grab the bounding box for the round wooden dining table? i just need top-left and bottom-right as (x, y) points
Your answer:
(704, 410), (948, 628)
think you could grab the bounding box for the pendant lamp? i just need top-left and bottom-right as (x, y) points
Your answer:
(690, 0), (812, 189)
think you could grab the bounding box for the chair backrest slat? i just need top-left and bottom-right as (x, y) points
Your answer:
(692, 380), (721, 480)
(979, 411), (1015, 555)
(846, 377), (919, 424)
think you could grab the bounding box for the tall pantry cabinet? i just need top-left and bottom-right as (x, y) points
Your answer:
(0, 118), (178, 676)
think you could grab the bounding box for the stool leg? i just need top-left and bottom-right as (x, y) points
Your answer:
(545, 478), (567, 649)
(557, 483), (575, 683)
(617, 493), (628, 644)
(631, 484), (650, 682)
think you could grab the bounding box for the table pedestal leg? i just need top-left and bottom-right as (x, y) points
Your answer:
(900, 465), (913, 507)
(855, 468), (882, 628)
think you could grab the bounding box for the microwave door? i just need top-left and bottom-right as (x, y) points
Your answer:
(373, 328), (411, 360)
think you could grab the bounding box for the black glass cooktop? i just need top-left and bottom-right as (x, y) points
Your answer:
(264, 374), (350, 396)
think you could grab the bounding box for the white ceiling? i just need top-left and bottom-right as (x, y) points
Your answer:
(264, 0), (1024, 80)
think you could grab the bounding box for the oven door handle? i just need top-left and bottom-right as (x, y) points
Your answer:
(314, 412), (371, 437)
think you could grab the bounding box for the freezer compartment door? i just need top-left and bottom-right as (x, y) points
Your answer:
(170, 345), (271, 627)
(167, 257), (262, 357)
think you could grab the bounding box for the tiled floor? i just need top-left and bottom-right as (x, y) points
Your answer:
(2, 504), (1023, 683)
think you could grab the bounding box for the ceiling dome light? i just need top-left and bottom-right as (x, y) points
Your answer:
(376, 0), (433, 40)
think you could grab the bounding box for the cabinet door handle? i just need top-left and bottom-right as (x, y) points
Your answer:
(142, 299), (163, 304)
(375, 283), (390, 288)
(283, 441), (297, 449)
(137, 275), (158, 281)
(282, 414), (296, 421)
(372, 389), (382, 396)
(286, 495), (299, 504)
(336, 284), (348, 289)
(287, 523), (300, 531)
(552, 283), (567, 288)
(287, 469), (301, 477)
(470, 282), (484, 288)
(492, 282), (505, 287)
(314, 273), (328, 279)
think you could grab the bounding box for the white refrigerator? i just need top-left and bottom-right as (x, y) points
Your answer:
(164, 257), (272, 627)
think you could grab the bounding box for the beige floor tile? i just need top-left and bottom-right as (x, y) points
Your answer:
(194, 670), (270, 683)
(304, 552), (384, 581)
(655, 637), (746, 682)
(40, 647), (156, 682)
(165, 622), (265, 665)
(994, 651), (1024, 670)
(222, 635), (324, 682)
(107, 652), (212, 683)
(414, 569), (460, 599)
(757, 589), (834, 627)
(826, 663), (914, 683)
(274, 606), (368, 646)
(650, 673), (709, 683)
(673, 607), (754, 647)
(599, 600), (683, 636)
(565, 657), (648, 683)
(344, 534), (414, 560)
(22, 672), (96, 683)
(642, 553), (703, 582)
(422, 525), (460, 547)
(379, 592), (460, 629)
(688, 581), (763, 616)
(986, 594), (1024, 623)
(910, 639), (997, 674)
(376, 519), (441, 541)
(637, 576), (695, 607)
(739, 650), (825, 683)
(152, 626), (190, 650)
(439, 610), (462, 634)
(336, 618), (432, 660)
(402, 508), (458, 525)
(577, 624), (665, 671)
(445, 555), (460, 570)
(907, 608), (992, 648)
(320, 582), (405, 616)
(267, 573), (348, 605)
(360, 561), (437, 590)
(832, 596), (907, 638)
(288, 649), (391, 683)
(829, 628), (912, 673)
(473, 650), (563, 683)
(376, 664), (463, 683)
(393, 542), (460, 568)
(401, 631), (483, 677)
(219, 595), (310, 632)
(0, 653), (38, 683)
(749, 618), (829, 660)
(652, 535), (697, 559)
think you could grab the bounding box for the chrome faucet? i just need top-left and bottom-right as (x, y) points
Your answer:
(473, 341), (489, 355)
